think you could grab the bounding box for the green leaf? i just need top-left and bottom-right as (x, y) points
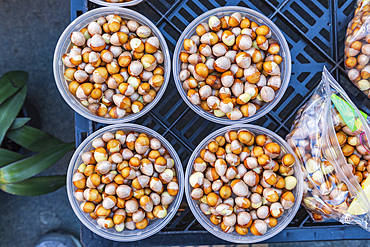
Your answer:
(0, 71), (28, 105)
(0, 142), (74, 184)
(0, 175), (66, 196)
(0, 148), (25, 168)
(360, 109), (368, 120)
(331, 94), (356, 131)
(331, 94), (368, 131)
(0, 85), (27, 144)
(6, 125), (64, 152)
(9, 117), (31, 130)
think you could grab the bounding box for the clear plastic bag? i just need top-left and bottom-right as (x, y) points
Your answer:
(286, 67), (370, 231)
(345, 0), (370, 97)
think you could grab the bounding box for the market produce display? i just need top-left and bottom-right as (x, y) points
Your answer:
(72, 129), (180, 232)
(58, 0), (370, 243)
(62, 13), (165, 119)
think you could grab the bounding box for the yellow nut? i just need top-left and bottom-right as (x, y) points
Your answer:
(321, 161), (334, 175)
(130, 38), (145, 53)
(306, 158), (319, 173)
(141, 54), (157, 71)
(236, 93), (251, 105)
(145, 37), (160, 54)
(250, 220), (267, 235)
(95, 204), (111, 217)
(347, 136), (359, 146)
(282, 154), (295, 167)
(256, 25), (270, 36)
(284, 176), (297, 190)
(210, 215), (222, 225)
(149, 74), (164, 88)
(68, 81), (80, 96)
(153, 205), (167, 218)
(183, 39), (197, 53)
(208, 16), (221, 31)
(214, 110), (226, 117)
(131, 101), (144, 113)
(80, 201), (95, 213)
(107, 139), (121, 153)
(94, 147), (108, 163)
(228, 12), (241, 27)
(222, 30), (235, 46)
(73, 173), (86, 189)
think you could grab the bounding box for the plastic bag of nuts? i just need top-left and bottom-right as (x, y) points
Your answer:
(345, 0), (370, 97)
(287, 67), (370, 230)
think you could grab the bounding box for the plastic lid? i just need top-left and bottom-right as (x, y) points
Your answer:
(66, 124), (184, 242)
(53, 7), (170, 124)
(173, 6), (291, 125)
(185, 124), (302, 243)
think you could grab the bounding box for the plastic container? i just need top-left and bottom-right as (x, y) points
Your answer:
(53, 7), (171, 124)
(173, 6), (291, 125)
(185, 124), (302, 243)
(66, 123), (184, 242)
(89, 0), (143, 7)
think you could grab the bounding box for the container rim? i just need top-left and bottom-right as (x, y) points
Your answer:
(66, 123), (184, 242)
(89, 0), (143, 7)
(184, 124), (302, 243)
(53, 7), (171, 124)
(173, 6), (291, 125)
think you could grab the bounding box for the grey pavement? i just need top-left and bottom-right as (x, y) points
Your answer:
(0, 0), (370, 246)
(0, 1), (78, 246)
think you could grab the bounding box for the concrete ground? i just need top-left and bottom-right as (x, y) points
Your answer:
(0, 0), (79, 246)
(0, 0), (370, 247)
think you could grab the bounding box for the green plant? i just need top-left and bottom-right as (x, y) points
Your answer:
(0, 71), (74, 196)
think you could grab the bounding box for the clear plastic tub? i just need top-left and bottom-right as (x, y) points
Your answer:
(66, 123), (184, 242)
(173, 7), (291, 125)
(53, 7), (171, 124)
(185, 124), (302, 243)
(89, 0), (143, 7)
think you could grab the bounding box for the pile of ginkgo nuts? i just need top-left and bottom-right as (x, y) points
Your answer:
(72, 130), (179, 231)
(189, 129), (297, 235)
(63, 14), (165, 119)
(179, 12), (283, 120)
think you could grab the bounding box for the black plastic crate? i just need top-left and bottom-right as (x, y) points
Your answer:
(70, 0), (370, 245)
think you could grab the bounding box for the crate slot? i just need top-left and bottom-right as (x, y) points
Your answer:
(237, 0), (275, 17)
(302, 0), (325, 18)
(304, 71), (322, 90)
(283, 10), (308, 33)
(343, 2), (355, 16)
(290, 2), (316, 26)
(319, 28), (331, 42)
